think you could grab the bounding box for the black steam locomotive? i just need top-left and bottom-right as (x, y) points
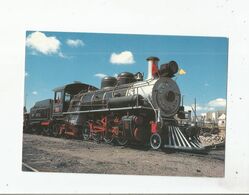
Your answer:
(24, 57), (202, 150)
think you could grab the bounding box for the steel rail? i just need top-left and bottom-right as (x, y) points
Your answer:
(22, 162), (39, 172)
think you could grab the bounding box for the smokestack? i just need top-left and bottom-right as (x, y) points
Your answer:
(146, 56), (159, 80)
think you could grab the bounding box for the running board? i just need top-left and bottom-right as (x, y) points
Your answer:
(163, 126), (206, 151)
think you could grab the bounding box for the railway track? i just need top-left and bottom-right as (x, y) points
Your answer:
(22, 162), (39, 172)
(176, 149), (225, 161)
(167, 142), (225, 161)
(115, 140), (225, 161)
(23, 133), (225, 161)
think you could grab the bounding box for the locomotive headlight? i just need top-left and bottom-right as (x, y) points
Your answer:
(152, 77), (181, 117)
(159, 61), (179, 77)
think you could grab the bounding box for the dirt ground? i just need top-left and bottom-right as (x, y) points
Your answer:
(22, 133), (225, 177)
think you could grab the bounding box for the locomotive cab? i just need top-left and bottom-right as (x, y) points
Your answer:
(52, 82), (98, 117)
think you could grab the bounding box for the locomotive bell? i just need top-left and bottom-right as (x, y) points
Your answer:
(134, 72), (143, 81)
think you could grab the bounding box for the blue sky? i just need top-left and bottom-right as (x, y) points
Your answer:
(24, 31), (228, 114)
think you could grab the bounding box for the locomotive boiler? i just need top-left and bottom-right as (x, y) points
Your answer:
(25, 56), (202, 151)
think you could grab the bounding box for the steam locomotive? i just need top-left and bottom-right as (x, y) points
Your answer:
(24, 57), (202, 150)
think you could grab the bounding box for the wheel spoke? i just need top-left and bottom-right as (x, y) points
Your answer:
(104, 131), (114, 144)
(116, 131), (128, 146)
(92, 132), (101, 142)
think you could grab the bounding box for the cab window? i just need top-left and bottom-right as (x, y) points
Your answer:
(55, 91), (62, 103)
(65, 93), (71, 102)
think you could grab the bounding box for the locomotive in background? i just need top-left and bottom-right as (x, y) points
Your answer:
(24, 57), (202, 150)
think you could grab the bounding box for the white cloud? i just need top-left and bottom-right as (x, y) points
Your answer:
(208, 98), (226, 107)
(184, 98), (226, 114)
(32, 91), (38, 95)
(113, 73), (118, 77)
(25, 72), (29, 77)
(26, 31), (62, 56)
(94, 73), (107, 79)
(66, 39), (84, 47)
(110, 51), (135, 64)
